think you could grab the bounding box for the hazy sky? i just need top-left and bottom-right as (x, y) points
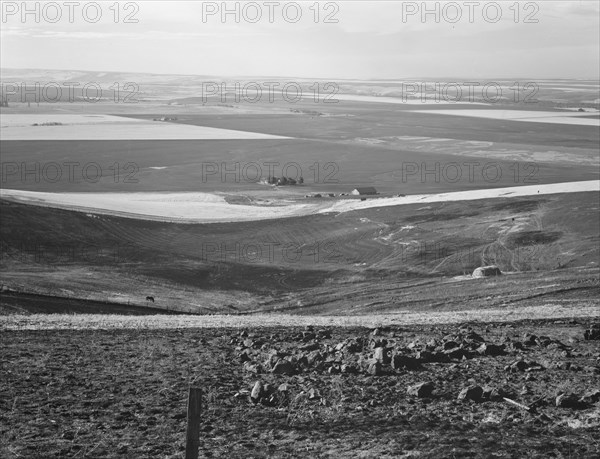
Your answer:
(1, 1), (599, 79)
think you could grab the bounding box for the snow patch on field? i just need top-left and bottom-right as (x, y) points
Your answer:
(0, 189), (313, 222)
(319, 181), (600, 215)
(1, 181), (598, 223)
(410, 109), (600, 126)
(0, 114), (290, 140)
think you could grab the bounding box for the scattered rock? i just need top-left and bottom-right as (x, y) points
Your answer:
(506, 360), (528, 372)
(299, 342), (319, 352)
(370, 338), (388, 349)
(407, 341), (419, 350)
(416, 351), (451, 363)
(373, 347), (391, 364)
(445, 348), (472, 360)
(584, 327), (600, 340)
(472, 265), (502, 278)
(345, 340), (362, 353)
(580, 389), (600, 404)
(271, 360), (295, 375)
(482, 386), (506, 401)
(367, 360), (383, 376)
(464, 331), (485, 343)
(443, 341), (460, 350)
(243, 362), (262, 374)
(296, 355), (309, 367)
(506, 341), (524, 352)
(524, 363), (545, 372)
(340, 363), (359, 374)
(415, 350), (433, 362)
(250, 381), (277, 405)
(536, 336), (552, 347)
(316, 329), (332, 339)
(477, 343), (506, 356)
(458, 385), (484, 403)
(278, 383), (290, 392)
(308, 388), (320, 400)
(306, 350), (324, 365)
(506, 360), (543, 372)
(555, 393), (582, 409)
(407, 382), (434, 398)
(426, 338), (439, 349)
(392, 353), (421, 370)
(266, 351), (283, 367)
(250, 381), (263, 403)
(546, 341), (566, 351)
(301, 331), (316, 341)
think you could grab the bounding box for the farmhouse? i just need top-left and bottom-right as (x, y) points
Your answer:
(351, 187), (378, 196)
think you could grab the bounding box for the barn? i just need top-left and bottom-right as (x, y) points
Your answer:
(351, 187), (378, 196)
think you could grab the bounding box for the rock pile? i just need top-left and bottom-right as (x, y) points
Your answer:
(229, 324), (599, 418)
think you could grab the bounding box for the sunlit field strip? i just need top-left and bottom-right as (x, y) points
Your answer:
(411, 109), (600, 127)
(2, 304), (598, 331)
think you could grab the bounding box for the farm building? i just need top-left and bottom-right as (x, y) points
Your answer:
(351, 187), (378, 196)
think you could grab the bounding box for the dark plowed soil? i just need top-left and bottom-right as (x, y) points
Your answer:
(1, 319), (599, 458)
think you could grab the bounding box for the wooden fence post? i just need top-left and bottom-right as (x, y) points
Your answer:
(185, 387), (202, 459)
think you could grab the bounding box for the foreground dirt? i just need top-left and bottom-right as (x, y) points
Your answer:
(1, 319), (599, 458)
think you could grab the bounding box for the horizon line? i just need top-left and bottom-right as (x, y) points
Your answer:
(1, 67), (599, 82)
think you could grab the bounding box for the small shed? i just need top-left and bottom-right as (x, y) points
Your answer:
(351, 187), (378, 196)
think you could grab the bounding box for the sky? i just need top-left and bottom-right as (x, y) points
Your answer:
(1, 0), (599, 79)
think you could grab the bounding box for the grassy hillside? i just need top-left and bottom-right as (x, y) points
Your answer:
(1, 191), (598, 313)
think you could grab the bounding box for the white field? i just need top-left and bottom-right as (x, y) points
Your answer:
(319, 180), (600, 214)
(0, 189), (314, 222)
(0, 114), (290, 140)
(1, 304), (598, 330)
(1, 180), (598, 223)
(411, 109), (600, 127)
